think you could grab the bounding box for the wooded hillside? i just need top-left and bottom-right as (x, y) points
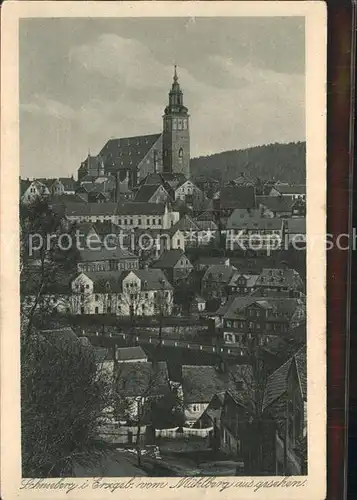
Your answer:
(191, 141), (306, 184)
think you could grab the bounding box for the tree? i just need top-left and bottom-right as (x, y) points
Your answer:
(114, 361), (171, 467)
(21, 329), (112, 477)
(20, 198), (112, 477)
(154, 279), (173, 347)
(118, 283), (148, 345)
(20, 197), (79, 339)
(227, 337), (271, 475)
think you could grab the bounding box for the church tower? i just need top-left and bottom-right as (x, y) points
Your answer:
(162, 66), (190, 178)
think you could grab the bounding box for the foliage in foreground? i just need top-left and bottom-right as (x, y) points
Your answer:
(21, 330), (111, 477)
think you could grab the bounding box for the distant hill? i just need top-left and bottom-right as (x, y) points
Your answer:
(191, 141), (306, 184)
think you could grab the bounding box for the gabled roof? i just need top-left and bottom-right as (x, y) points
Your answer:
(99, 133), (161, 172)
(20, 179), (31, 196)
(256, 195), (294, 212)
(232, 173), (255, 186)
(161, 172), (187, 189)
(181, 365), (248, 404)
(195, 211), (216, 222)
(74, 270), (124, 292)
(175, 177), (201, 190)
(263, 346), (306, 410)
(195, 219), (218, 231)
(222, 296), (257, 319)
(223, 296), (304, 322)
(115, 361), (169, 397)
(40, 327), (79, 344)
(255, 268), (303, 289)
(215, 295), (237, 317)
(194, 392), (226, 426)
(152, 250), (190, 269)
(226, 209), (261, 224)
(202, 264), (236, 283)
(216, 186), (256, 210)
(134, 184), (169, 203)
(228, 271), (259, 288)
(129, 268), (173, 290)
(76, 182), (92, 192)
(36, 178), (57, 189)
(78, 246), (137, 263)
(170, 214), (200, 232)
(140, 172), (166, 186)
(116, 346), (147, 362)
(25, 180), (51, 196)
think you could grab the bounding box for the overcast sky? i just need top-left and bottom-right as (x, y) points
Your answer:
(20, 17), (305, 179)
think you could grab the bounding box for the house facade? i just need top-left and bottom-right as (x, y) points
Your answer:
(201, 264), (237, 300)
(77, 247), (139, 273)
(21, 180), (51, 204)
(222, 297), (306, 346)
(70, 268), (173, 317)
(152, 249), (193, 283)
(63, 202), (180, 230)
(227, 272), (259, 296)
(225, 214), (285, 253)
(254, 268), (304, 296)
(269, 185), (306, 201)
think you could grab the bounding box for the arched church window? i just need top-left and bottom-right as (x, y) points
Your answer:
(172, 119), (177, 130)
(164, 149), (168, 157)
(178, 120), (182, 130)
(178, 148), (183, 163)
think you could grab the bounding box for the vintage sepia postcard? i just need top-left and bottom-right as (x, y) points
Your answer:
(1, 1), (327, 499)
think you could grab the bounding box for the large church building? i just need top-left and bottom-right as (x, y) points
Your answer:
(78, 67), (190, 188)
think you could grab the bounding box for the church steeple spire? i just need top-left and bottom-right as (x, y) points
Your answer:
(162, 65), (190, 178)
(166, 65), (186, 114)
